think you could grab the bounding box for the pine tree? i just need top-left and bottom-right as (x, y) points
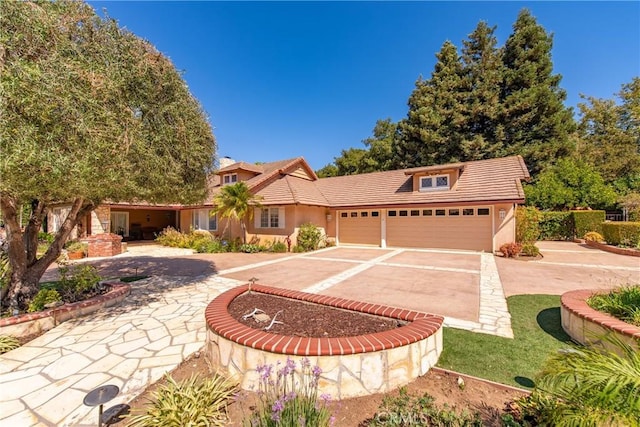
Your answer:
(460, 21), (505, 160)
(501, 9), (575, 175)
(395, 41), (466, 168)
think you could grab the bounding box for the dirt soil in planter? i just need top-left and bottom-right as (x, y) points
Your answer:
(126, 293), (528, 425)
(227, 292), (403, 337)
(127, 353), (529, 426)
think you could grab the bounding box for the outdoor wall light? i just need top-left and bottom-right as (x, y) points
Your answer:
(326, 214), (332, 221)
(499, 209), (506, 220)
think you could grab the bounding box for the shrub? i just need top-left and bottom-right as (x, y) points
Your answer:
(368, 387), (482, 426)
(57, 264), (102, 302)
(239, 243), (263, 253)
(246, 357), (334, 427)
(587, 285), (640, 327)
(268, 240), (288, 253)
(156, 227), (192, 248)
(538, 211), (574, 240)
(520, 243), (540, 257)
(28, 288), (61, 312)
(500, 242), (522, 258)
(64, 240), (87, 253)
(194, 239), (227, 253)
(571, 210), (605, 237)
(583, 231), (604, 243)
(601, 221), (640, 247)
(296, 223), (322, 252)
(127, 374), (237, 427)
(38, 232), (55, 244)
(530, 336), (640, 427)
(516, 206), (541, 243)
(0, 335), (20, 354)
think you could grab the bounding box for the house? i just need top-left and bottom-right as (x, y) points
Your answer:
(48, 155), (530, 253)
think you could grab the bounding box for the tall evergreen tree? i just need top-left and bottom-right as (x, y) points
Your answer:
(460, 21), (505, 160)
(395, 41), (466, 168)
(501, 9), (575, 175)
(362, 118), (397, 171)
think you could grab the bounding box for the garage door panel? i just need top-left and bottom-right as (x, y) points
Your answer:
(339, 212), (380, 245)
(387, 209), (492, 251)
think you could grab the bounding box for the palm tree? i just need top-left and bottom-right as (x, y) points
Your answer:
(533, 334), (640, 427)
(212, 182), (262, 243)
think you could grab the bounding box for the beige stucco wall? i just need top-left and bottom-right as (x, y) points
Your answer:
(244, 205), (328, 246)
(492, 203), (516, 252)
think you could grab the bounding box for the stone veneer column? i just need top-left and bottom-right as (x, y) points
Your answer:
(90, 206), (111, 235)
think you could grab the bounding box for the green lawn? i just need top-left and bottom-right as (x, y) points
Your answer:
(437, 294), (573, 389)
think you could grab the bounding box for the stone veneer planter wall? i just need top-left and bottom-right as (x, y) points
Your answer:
(561, 289), (640, 353)
(205, 284), (444, 399)
(0, 283), (130, 338)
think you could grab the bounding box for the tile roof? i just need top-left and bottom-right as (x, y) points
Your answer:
(314, 155), (530, 208)
(217, 161), (264, 174)
(204, 155), (529, 208)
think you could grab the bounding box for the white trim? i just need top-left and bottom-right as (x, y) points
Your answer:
(380, 209), (387, 248)
(223, 173), (238, 185)
(255, 207), (285, 229)
(419, 174), (449, 192)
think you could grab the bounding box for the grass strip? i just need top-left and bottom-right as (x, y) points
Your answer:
(437, 294), (572, 389)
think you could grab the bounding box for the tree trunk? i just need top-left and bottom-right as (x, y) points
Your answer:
(0, 195), (94, 310)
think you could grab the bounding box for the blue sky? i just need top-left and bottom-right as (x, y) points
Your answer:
(90, 1), (639, 171)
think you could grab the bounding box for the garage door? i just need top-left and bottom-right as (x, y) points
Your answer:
(338, 210), (381, 245)
(386, 207), (492, 251)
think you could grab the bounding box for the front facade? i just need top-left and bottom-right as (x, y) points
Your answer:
(49, 156), (530, 253)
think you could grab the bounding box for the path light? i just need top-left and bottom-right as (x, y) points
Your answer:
(83, 384), (120, 427)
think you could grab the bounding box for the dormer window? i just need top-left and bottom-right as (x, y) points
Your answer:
(420, 174), (449, 191)
(223, 173), (238, 185)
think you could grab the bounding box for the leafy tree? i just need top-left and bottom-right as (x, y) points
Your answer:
(0, 1), (216, 309)
(315, 118), (397, 177)
(459, 21), (505, 160)
(395, 41), (466, 168)
(577, 78), (640, 192)
(212, 182), (262, 243)
(524, 158), (617, 210)
(501, 9), (576, 175)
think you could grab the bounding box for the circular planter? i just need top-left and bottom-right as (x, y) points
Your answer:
(205, 284), (444, 399)
(561, 289), (640, 352)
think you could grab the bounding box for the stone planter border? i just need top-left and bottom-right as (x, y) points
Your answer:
(0, 283), (130, 338)
(561, 289), (640, 352)
(584, 240), (640, 257)
(205, 284), (444, 399)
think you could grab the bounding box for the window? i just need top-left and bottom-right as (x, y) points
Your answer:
(420, 174), (449, 191)
(192, 209), (216, 231)
(449, 208), (460, 216)
(371, 211), (379, 217)
(423, 209), (433, 216)
(399, 210), (408, 217)
(223, 173), (238, 185)
(341, 212), (348, 218)
(410, 210), (420, 216)
(435, 209), (446, 216)
(361, 212), (368, 217)
(350, 212), (358, 217)
(463, 208), (474, 216)
(477, 208), (490, 216)
(388, 210), (397, 217)
(257, 207), (284, 229)
(110, 211), (130, 236)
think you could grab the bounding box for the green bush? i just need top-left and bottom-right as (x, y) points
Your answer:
(127, 374), (237, 427)
(571, 210), (604, 238)
(0, 335), (20, 354)
(588, 285), (640, 326)
(521, 243), (540, 257)
(246, 358), (333, 427)
(64, 240), (87, 253)
(239, 243), (263, 253)
(268, 240), (288, 253)
(538, 211), (574, 240)
(367, 387), (482, 426)
(38, 231), (55, 244)
(57, 264), (101, 302)
(602, 221), (640, 247)
(516, 206), (541, 243)
(28, 288), (61, 312)
(296, 223), (322, 252)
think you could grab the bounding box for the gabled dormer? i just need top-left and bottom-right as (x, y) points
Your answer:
(404, 162), (464, 192)
(216, 161), (264, 185)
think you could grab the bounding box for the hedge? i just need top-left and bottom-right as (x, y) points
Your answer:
(602, 222), (640, 247)
(539, 211), (574, 240)
(516, 206), (541, 243)
(572, 210), (605, 238)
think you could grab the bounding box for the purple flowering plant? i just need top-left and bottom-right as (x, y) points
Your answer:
(245, 357), (334, 426)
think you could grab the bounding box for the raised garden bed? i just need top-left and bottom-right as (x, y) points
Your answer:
(205, 284), (444, 399)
